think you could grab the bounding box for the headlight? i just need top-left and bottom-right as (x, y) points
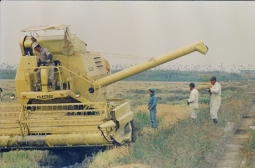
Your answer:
(75, 92), (81, 98)
(9, 94), (15, 100)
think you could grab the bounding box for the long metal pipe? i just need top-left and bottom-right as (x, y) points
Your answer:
(94, 41), (208, 88)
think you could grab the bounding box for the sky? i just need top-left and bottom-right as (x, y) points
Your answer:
(0, 1), (255, 71)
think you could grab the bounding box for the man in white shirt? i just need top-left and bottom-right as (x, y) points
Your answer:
(207, 76), (221, 124)
(187, 83), (199, 119)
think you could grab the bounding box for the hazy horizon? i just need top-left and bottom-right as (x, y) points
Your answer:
(1, 1), (255, 71)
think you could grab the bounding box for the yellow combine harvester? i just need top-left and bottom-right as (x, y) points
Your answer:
(0, 24), (208, 149)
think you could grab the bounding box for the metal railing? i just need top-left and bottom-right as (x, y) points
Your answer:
(21, 65), (102, 101)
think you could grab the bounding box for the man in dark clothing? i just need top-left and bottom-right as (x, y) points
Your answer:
(31, 38), (55, 87)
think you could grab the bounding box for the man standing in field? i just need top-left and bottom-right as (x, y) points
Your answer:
(148, 88), (158, 128)
(187, 83), (199, 119)
(207, 76), (221, 124)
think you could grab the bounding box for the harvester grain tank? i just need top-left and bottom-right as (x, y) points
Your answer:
(0, 24), (208, 149)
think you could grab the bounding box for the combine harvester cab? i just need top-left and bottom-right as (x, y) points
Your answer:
(0, 24), (208, 149)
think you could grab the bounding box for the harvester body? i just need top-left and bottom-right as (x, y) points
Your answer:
(0, 24), (208, 149)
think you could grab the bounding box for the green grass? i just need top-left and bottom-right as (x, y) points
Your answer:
(245, 130), (255, 168)
(91, 85), (253, 168)
(0, 79), (254, 167)
(133, 111), (151, 129)
(0, 150), (88, 168)
(0, 150), (48, 168)
(241, 120), (255, 168)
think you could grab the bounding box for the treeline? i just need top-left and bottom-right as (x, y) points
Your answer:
(112, 69), (246, 82)
(0, 69), (16, 79)
(0, 63), (17, 79)
(0, 69), (248, 82)
(0, 64), (249, 82)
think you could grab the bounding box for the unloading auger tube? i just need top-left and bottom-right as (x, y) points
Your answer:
(89, 41), (208, 93)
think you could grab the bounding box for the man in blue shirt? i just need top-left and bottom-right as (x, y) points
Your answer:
(148, 88), (158, 128)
